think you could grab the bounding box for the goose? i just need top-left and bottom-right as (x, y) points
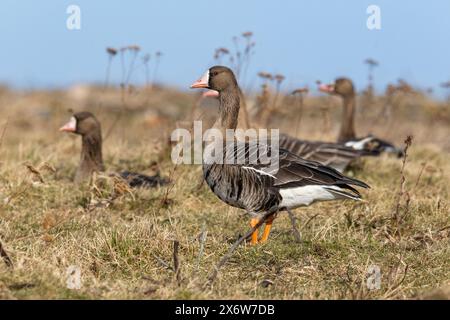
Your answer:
(201, 90), (377, 172)
(59, 111), (169, 187)
(277, 134), (377, 172)
(190, 66), (369, 244)
(319, 78), (403, 157)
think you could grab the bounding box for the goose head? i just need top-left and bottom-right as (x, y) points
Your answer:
(190, 66), (238, 93)
(60, 112), (101, 137)
(319, 77), (355, 99)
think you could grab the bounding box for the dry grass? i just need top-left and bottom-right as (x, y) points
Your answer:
(0, 84), (448, 299)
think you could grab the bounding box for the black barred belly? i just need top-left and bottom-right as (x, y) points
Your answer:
(203, 164), (281, 213)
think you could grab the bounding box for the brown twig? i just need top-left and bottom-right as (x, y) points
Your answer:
(0, 117), (9, 151)
(157, 164), (178, 212)
(287, 209), (302, 242)
(413, 162), (427, 191)
(195, 223), (208, 273)
(0, 238), (13, 268)
(301, 213), (320, 230)
(103, 84), (127, 142)
(206, 209), (278, 285)
(392, 136), (413, 236)
(173, 240), (181, 285)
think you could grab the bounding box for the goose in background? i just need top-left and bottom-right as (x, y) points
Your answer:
(201, 90), (377, 173)
(278, 134), (378, 172)
(60, 111), (169, 187)
(190, 66), (369, 244)
(319, 78), (404, 157)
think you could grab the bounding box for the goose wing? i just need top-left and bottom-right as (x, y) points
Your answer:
(345, 135), (403, 158)
(223, 139), (369, 197)
(279, 134), (378, 172)
(119, 171), (170, 188)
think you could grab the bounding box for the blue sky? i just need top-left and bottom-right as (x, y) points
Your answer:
(1, 1), (449, 96)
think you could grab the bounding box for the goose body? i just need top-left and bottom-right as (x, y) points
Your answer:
(344, 135), (403, 156)
(191, 66), (369, 244)
(60, 112), (169, 188)
(203, 141), (366, 215)
(278, 134), (378, 172)
(319, 78), (403, 157)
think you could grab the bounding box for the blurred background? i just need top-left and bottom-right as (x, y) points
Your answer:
(1, 0), (450, 97)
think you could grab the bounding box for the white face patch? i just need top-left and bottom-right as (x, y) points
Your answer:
(60, 116), (77, 132)
(67, 116), (77, 131)
(190, 69), (210, 88)
(199, 69), (210, 86)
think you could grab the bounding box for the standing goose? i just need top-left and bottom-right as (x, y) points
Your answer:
(190, 66), (369, 244)
(277, 134), (377, 172)
(319, 78), (403, 157)
(60, 111), (169, 187)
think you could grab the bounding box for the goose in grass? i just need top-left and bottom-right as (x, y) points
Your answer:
(60, 111), (169, 188)
(202, 90), (377, 173)
(277, 134), (378, 173)
(319, 78), (404, 157)
(190, 66), (369, 244)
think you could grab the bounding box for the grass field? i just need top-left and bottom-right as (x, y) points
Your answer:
(0, 85), (448, 299)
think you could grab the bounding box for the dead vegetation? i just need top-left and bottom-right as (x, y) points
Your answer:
(0, 78), (448, 300)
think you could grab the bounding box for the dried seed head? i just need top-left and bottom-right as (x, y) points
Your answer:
(258, 72), (273, 80)
(217, 47), (229, 54)
(292, 87), (309, 95)
(404, 135), (413, 147)
(242, 31), (253, 38)
(127, 45), (141, 52)
(364, 58), (379, 67)
(106, 47), (118, 56)
(274, 74), (285, 83)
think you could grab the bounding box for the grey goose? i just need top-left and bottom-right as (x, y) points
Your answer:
(60, 111), (169, 188)
(319, 78), (403, 157)
(190, 66), (369, 244)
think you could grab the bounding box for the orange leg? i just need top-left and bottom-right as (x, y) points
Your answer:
(260, 215), (276, 243)
(250, 218), (260, 245)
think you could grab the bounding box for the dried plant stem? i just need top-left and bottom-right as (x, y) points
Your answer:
(294, 94), (304, 137)
(125, 50), (138, 86)
(413, 162), (427, 191)
(0, 238), (13, 268)
(103, 85), (126, 142)
(104, 55), (113, 88)
(287, 209), (302, 242)
(195, 223), (208, 272)
(392, 136), (413, 235)
(0, 117), (9, 151)
(173, 240), (181, 285)
(152, 54), (161, 88)
(157, 164), (178, 214)
(206, 209), (278, 285)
